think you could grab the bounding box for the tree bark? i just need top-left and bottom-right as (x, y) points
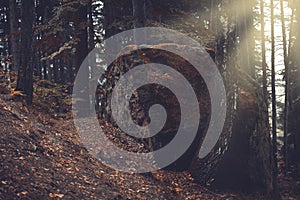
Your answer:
(270, 0), (280, 197)
(260, 0), (268, 106)
(132, 0), (146, 43)
(8, 0), (20, 71)
(132, 0), (146, 28)
(16, 0), (35, 104)
(209, 0), (214, 30)
(288, 0), (300, 166)
(280, 0), (290, 172)
(211, 0), (276, 194)
(74, 3), (90, 117)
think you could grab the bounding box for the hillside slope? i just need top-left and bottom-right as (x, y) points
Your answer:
(0, 84), (298, 199)
(0, 92), (227, 199)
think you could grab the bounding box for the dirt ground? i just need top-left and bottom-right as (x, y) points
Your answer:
(0, 77), (299, 199)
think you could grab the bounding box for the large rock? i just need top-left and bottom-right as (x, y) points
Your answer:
(97, 43), (213, 171)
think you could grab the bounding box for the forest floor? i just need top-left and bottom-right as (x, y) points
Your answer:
(0, 75), (300, 199)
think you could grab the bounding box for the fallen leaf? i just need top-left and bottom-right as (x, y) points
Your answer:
(49, 193), (64, 198)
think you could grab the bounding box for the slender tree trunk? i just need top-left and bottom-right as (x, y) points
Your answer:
(237, 0), (255, 77)
(210, 0), (214, 31)
(132, 0), (146, 43)
(36, 51), (43, 79)
(132, 0), (146, 28)
(16, 0), (35, 104)
(270, 0), (280, 197)
(68, 56), (75, 83)
(260, 0), (268, 106)
(53, 59), (58, 83)
(103, 1), (115, 39)
(74, 3), (90, 116)
(8, 0), (20, 71)
(280, 0), (290, 172)
(42, 2), (50, 80)
(59, 59), (65, 84)
(48, 60), (53, 81)
(74, 5), (88, 73)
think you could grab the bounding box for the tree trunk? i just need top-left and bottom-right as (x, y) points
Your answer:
(292, 2), (300, 165)
(270, 0), (280, 197)
(211, 0), (276, 195)
(288, 0), (300, 167)
(88, 0), (94, 51)
(132, 0), (146, 28)
(209, 0), (214, 31)
(260, 0), (268, 106)
(8, 0), (20, 71)
(42, 1), (50, 81)
(16, 0), (35, 105)
(53, 59), (58, 83)
(280, 0), (290, 172)
(238, 0), (255, 77)
(103, 1), (116, 39)
(132, 0), (146, 43)
(74, 3), (90, 117)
